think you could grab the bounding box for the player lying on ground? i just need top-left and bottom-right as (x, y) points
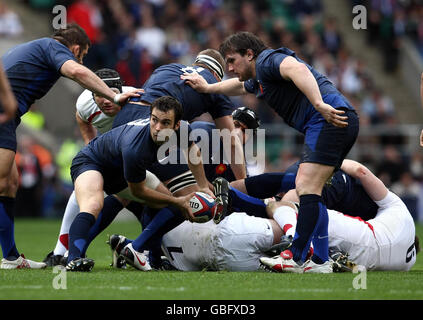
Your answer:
(109, 160), (419, 272)
(260, 159), (419, 272)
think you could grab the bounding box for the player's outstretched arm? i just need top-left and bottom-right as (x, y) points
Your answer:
(340, 159), (388, 202)
(0, 61), (17, 123)
(60, 60), (142, 105)
(181, 72), (246, 96)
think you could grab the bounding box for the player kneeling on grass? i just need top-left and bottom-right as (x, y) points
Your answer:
(66, 96), (213, 272)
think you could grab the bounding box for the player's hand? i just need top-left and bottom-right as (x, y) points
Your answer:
(199, 187), (216, 199)
(115, 89), (144, 106)
(180, 72), (210, 93)
(174, 192), (196, 222)
(315, 102), (348, 128)
(420, 129), (423, 147)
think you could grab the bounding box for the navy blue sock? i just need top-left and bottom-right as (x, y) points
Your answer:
(125, 201), (145, 224)
(68, 212), (96, 262)
(0, 197), (19, 259)
(311, 202), (329, 264)
(82, 195), (124, 255)
(131, 206), (182, 252)
(244, 172), (296, 198)
(147, 236), (163, 269)
(290, 194), (321, 264)
(229, 187), (267, 218)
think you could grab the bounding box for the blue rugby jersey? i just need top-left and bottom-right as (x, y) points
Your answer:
(1, 38), (76, 117)
(80, 118), (192, 183)
(244, 48), (354, 133)
(132, 63), (236, 121)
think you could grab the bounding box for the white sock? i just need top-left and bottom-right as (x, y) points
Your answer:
(53, 191), (80, 256)
(273, 205), (297, 238)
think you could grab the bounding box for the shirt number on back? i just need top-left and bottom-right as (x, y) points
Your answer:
(405, 242), (416, 263)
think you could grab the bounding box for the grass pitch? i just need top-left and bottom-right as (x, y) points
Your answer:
(1, 218), (422, 301)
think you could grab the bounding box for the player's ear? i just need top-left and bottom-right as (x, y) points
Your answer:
(246, 49), (254, 61)
(69, 44), (81, 61)
(174, 120), (180, 131)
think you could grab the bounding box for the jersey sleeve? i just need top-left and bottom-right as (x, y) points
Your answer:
(75, 90), (95, 122)
(45, 40), (77, 72)
(259, 52), (287, 82)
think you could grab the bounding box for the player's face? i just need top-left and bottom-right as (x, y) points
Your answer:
(225, 51), (254, 81)
(150, 108), (180, 145)
(94, 88), (122, 116)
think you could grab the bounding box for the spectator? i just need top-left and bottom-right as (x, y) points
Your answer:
(376, 145), (408, 185)
(15, 135), (44, 217)
(0, 1), (23, 37)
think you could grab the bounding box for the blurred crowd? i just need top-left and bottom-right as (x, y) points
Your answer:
(352, 0), (423, 71)
(2, 0), (423, 221)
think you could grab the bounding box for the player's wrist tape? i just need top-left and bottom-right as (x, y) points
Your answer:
(113, 93), (122, 105)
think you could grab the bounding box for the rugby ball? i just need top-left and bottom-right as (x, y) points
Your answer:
(189, 192), (217, 223)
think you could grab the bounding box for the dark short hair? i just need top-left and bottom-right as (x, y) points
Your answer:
(94, 68), (123, 93)
(151, 96), (183, 124)
(52, 23), (91, 49)
(219, 32), (267, 58)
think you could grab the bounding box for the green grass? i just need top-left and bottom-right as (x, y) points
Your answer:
(1, 218), (423, 300)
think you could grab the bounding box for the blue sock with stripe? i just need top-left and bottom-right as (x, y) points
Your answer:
(68, 212), (96, 263)
(0, 197), (19, 259)
(311, 202), (329, 264)
(82, 195), (124, 255)
(131, 206), (181, 252)
(290, 194), (322, 264)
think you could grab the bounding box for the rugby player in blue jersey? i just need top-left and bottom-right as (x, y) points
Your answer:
(0, 23), (142, 269)
(66, 96), (213, 271)
(181, 32), (359, 273)
(129, 49), (247, 182)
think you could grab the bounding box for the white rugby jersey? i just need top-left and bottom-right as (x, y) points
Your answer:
(328, 192), (416, 271)
(76, 86), (136, 134)
(161, 212), (274, 271)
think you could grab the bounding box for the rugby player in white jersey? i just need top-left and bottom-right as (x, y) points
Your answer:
(261, 159), (418, 272)
(159, 160), (418, 272)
